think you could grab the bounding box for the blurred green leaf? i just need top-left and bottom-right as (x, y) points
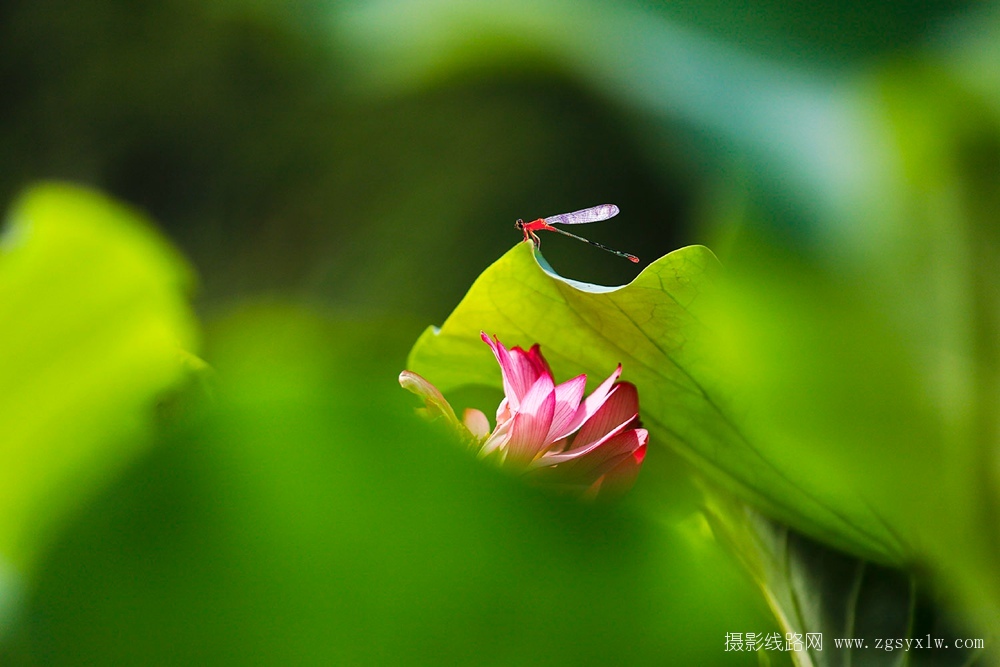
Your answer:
(705, 495), (994, 667)
(713, 57), (1000, 624)
(4, 304), (777, 666)
(336, 0), (887, 216)
(0, 183), (199, 574)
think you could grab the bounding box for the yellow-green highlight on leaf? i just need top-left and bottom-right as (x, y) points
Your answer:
(407, 242), (906, 565)
(0, 183), (200, 573)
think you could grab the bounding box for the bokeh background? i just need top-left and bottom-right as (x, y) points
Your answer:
(1, 0), (998, 664)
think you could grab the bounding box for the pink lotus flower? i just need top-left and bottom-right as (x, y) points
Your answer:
(399, 333), (647, 499)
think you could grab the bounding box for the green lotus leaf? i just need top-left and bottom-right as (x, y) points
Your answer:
(407, 242), (910, 564)
(0, 183), (199, 574)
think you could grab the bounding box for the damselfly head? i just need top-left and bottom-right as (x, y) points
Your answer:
(514, 219), (524, 231)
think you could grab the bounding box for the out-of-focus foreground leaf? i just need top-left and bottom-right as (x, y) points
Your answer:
(3, 305), (777, 666)
(406, 241), (1000, 632)
(0, 183), (199, 582)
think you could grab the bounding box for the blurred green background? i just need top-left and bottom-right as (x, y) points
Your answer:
(1, 0), (998, 664)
